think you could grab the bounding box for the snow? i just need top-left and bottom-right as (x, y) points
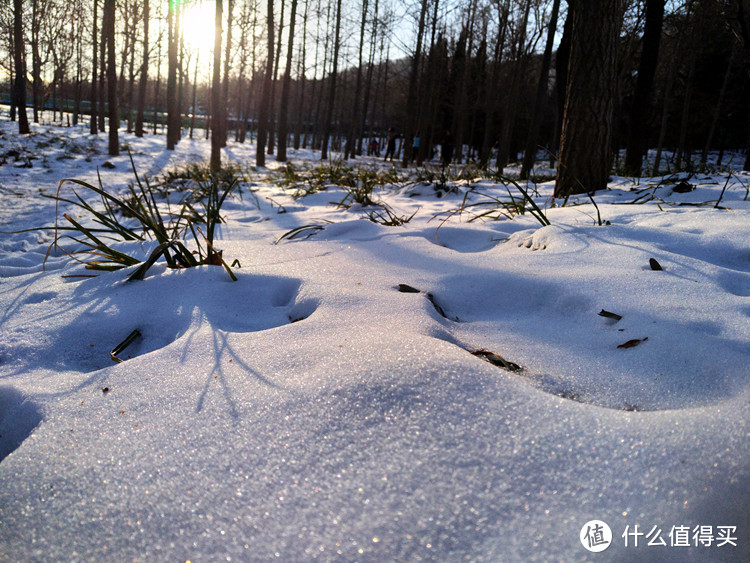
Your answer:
(1, 112), (748, 561)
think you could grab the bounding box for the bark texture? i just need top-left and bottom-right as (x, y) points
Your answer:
(555, 0), (623, 197)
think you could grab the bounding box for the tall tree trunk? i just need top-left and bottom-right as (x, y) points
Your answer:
(320, 0), (343, 160)
(345, 0), (369, 160)
(496, 0), (531, 172)
(520, 0), (561, 180)
(359, 0), (380, 157)
(190, 52), (199, 139)
(153, 37), (161, 135)
(277, 0), (298, 162)
(135, 0), (149, 137)
(104, 0), (119, 155)
(12, 0), (30, 134)
(257, 0), (275, 167)
(480, 0), (510, 167)
(221, 0), (234, 147)
(268, 0), (286, 155)
(31, 0), (41, 124)
(701, 45), (735, 167)
(293, 0), (310, 150)
(73, 13), (83, 126)
(98, 14), (106, 133)
(402, 0), (428, 166)
(555, 0), (623, 197)
(210, 0), (224, 171)
(90, 0), (99, 135)
(167, 0), (179, 149)
(623, 0), (665, 177)
(177, 4), (186, 143)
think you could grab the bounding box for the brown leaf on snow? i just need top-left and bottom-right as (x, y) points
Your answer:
(617, 337), (648, 349)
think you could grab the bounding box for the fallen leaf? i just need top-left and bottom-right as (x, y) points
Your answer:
(618, 337), (648, 349)
(598, 309), (622, 321)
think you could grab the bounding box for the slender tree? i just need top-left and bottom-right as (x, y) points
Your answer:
(320, 0), (343, 160)
(520, 0), (561, 180)
(555, 0), (623, 197)
(221, 0), (234, 147)
(12, 0), (30, 134)
(211, 0), (224, 171)
(277, 0), (298, 162)
(623, 0), (665, 176)
(104, 0), (119, 155)
(257, 0), (274, 167)
(167, 0), (179, 149)
(90, 0), (99, 135)
(135, 0), (149, 137)
(402, 0), (429, 166)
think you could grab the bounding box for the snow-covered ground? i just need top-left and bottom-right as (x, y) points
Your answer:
(1, 112), (748, 561)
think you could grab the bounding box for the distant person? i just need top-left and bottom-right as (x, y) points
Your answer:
(384, 128), (398, 161)
(441, 130), (454, 166)
(369, 139), (379, 156)
(412, 131), (421, 164)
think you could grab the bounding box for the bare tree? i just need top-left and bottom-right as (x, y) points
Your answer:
(103, 0), (119, 155)
(555, 0), (623, 197)
(135, 0), (149, 137)
(12, 0), (30, 134)
(90, 0), (99, 135)
(520, 0), (561, 180)
(320, 0), (343, 160)
(211, 0), (224, 171)
(277, 0), (298, 162)
(623, 0), (665, 176)
(167, 0), (179, 149)
(257, 0), (274, 167)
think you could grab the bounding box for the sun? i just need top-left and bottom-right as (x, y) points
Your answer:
(179, 0), (219, 73)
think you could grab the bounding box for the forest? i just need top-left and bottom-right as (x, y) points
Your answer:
(3, 0), (750, 191)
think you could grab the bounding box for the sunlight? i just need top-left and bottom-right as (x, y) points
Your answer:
(179, 0), (218, 72)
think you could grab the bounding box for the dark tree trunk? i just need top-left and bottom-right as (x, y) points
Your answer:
(12, 0), (30, 134)
(104, 0), (119, 155)
(210, 0), (224, 171)
(167, 1), (179, 149)
(135, 0), (149, 137)
(31, 0), (41, 124)
(402, 0), (429, 167)
(496, 0), (531, 172)
(221, 0), (234, 147)
(701, 45), (735, 167)
(555, 0), (623, 197)
(520, 0), (561, 180)
(320, 0), (343, 160)
(623, 0), (665, 177)
(98, 17), (106, 133)
(277, 0), (298, 162)
(90, 0), (99, 135)
(268, 0), (286, 155)
(257, 0), (275, 167)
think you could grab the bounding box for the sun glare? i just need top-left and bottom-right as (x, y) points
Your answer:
(179, 1), (218, 73)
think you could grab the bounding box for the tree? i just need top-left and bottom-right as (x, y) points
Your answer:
(320, 0), (342, 160)
(256, 0), (274, 167)
(277, 0), (298, 162)
(210, 0), (224, 171)
(520, 0), (561, 180)
(623, 0), (665, 176)
(167, 0), (179, 149)
(402, 0), (429, 167)
(12, 0), (30, 134)
(103, 0), (119, 155)
(555, 0), (623, 197)
(134, 0), (149, 137)
(90, 0), (99, 135)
